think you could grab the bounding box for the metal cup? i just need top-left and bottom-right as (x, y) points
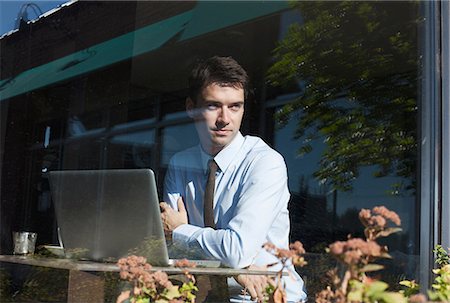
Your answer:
(12, 231), (37, 255)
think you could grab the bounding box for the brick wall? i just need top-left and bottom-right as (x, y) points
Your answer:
(0, 1), (195, 80)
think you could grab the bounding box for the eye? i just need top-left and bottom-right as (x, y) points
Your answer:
(229, 103), (243, 112)
(206, 103), (219, 111)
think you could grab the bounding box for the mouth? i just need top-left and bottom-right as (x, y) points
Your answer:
(212, 129), (231, 136)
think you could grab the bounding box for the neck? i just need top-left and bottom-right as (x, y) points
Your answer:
(200, 142), (222, 156)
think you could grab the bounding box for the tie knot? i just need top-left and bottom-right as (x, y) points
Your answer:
(208, 159), (218, 174)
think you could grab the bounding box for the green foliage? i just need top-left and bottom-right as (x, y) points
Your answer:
(132, 283), (196, 303)
(268, 1), (419, 191)
(178, 281), (198, 303)
(315, 206), (407, 302)
(400, 246), (450, 301)
(399, 279), (420, 297)
(120, 279), (197, 303)
(348, 280), (407, 303)
(265, 283), (276, 303)
(434, 245), (450, 266)
(117, 255), (197, 303)
(429, 264), (450, 302)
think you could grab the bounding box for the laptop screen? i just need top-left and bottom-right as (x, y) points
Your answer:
(49, 169), (170, 265)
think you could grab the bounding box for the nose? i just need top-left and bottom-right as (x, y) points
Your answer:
(217, 106), (230, 126)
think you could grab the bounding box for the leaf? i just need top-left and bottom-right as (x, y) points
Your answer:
(427, 290), (437, 300)
(164, 285), (181, 300)
(378, 227), (402, 237)
(376, 292), (407, 303)
(433, 245), (450, 265)
(347, 289), (363, 302)
(348, 280), (364, 301)
(380, 252), (392, 259)
(399, 280), (414, 287)
(399, 279), (420, 289)
(365, 280), (389, 297)
(360, 264), (384, 272)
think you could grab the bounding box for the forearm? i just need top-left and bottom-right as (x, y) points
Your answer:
(173, 224), (256, 268)
(173, 182), (290, 268)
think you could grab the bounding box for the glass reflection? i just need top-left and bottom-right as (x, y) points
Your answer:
(161, 123), (198, 166)
(267, 1), (420, 295)
(109, 130), (155, 168)
(268, 1), (418, 193)
(0, 0), (425, 300)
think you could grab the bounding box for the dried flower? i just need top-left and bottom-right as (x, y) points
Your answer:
(289, 241), (306, 255)
(373, 206), (401, 226)
(174, 259), (197, 268)
(263, 241), (307, 266)
(315, 286), (346, 303)
(262, 241), (307, 303)
(329, 238), (383, 266)
(408, 293), (427, 303)
(117, 255), (197, 303)
(359, 206), (401, 229)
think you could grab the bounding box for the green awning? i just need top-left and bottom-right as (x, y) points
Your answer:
(0, 1), (288, 101)
(0, 10), (193, 100)
(180, 1), (288, 41)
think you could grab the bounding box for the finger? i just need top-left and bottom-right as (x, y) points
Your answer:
(160, 202), (170, 212)
(267, 277), (276, 287)
(260, 276), (269, 288)
(256, 287), (264, 303)
(177, 197), (186, 213)
(255, 278), (266, 302)
(246, 284), (257, 301)
(160, 212), (167, 224)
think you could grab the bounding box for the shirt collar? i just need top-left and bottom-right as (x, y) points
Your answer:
(199, 132), (245, 174)
(214, 132), (244, 173)
(199, 147), (211, 174)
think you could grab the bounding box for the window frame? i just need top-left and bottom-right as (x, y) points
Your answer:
(441, 0), (450, 255)
(419, 0), (446, 290)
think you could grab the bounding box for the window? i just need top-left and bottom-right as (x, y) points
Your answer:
(0, 1), (437, 300)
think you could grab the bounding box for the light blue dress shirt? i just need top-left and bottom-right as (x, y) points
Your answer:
(164, 132), (307, 302)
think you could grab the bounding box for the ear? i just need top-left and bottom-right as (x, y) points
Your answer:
(186, 97), (195, 118)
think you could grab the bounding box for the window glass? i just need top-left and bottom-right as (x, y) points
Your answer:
(108, 130), (156, 169)
(161, 123), (198, 167)
(266, 1), (420, 293)
(0, 1), (424, 301)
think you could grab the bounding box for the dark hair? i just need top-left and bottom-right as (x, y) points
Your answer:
(188, 56), (249, 102)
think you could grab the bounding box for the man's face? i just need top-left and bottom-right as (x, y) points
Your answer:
(187, 83), (245, 155)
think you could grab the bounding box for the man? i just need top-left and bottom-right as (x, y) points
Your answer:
(160, 56), (306, 302)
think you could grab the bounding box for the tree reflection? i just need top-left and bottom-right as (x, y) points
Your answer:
(267, 1), (419, 192)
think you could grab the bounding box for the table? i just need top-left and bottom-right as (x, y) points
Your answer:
(0, 255), (279, 302)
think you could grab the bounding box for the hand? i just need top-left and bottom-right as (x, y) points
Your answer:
(160, 197), (188, 237)
(235, 265), (272, 303)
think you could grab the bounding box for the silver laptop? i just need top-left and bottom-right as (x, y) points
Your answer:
(49, 169), (220, 267)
